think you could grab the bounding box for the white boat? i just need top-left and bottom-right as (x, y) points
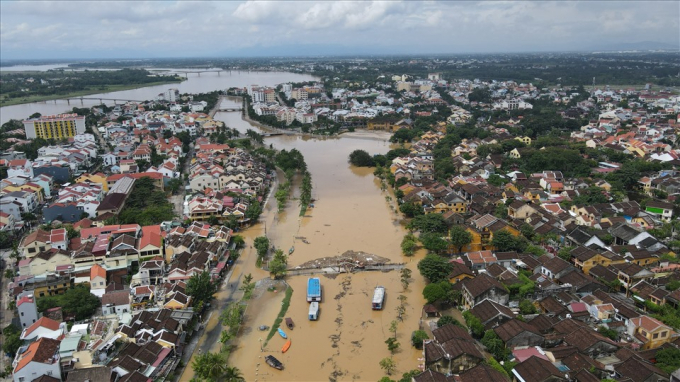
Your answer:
(308, 301), (319, 320)
(372, 286), (385, 310)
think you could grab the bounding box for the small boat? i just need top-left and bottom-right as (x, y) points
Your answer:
(282, 339), (291, 353)
(302, 239), (310, 244)
(258, 325), (269, 331)
(285, 317), (294, 330)
(265, 355), (284, 370)
(277, 328), (287, 339)
(289, 246), (295, 255)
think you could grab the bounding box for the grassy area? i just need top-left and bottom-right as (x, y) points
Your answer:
(0, 80), (183, 107)
(264, 285), (293, 346)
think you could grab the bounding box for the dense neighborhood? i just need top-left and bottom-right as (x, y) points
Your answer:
(0, 55), (679, 382)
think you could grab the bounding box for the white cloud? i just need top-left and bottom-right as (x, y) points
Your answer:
(0, 1), (677, 59)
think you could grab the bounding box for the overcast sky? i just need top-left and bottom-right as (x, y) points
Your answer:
(1, 1), (678, 60)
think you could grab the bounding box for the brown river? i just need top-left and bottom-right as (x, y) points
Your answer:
(181, 110), (429, 382)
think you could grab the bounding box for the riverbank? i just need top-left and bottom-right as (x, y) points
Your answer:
(0, 80), (184, 107)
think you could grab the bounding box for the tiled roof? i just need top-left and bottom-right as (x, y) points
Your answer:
(22, 316), (61, 338)
(14, 337), (61, 372)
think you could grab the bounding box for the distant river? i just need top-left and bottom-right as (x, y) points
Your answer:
(0, 70), (317, 124)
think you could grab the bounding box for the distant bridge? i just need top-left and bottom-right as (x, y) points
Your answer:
(152, 69), (234, 78)
(54, 97), (145, 105)
(214, 108), (243, 112)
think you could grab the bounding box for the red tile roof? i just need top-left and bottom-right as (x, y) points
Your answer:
(22, 316), (61, 338)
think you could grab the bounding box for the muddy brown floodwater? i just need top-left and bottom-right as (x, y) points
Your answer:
(189, 115), (430, 382)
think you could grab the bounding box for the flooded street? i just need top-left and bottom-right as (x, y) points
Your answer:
(196, 111), (430, 381)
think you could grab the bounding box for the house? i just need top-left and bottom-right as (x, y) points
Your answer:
(424, 324), (485, 375)
(102, 290), (131, 318)
(563, 327), (619, 357)
(627, 315), (676, 350)
(570, 246), (625, 275)
(12, 337), (62, 382)
(138, 225), (163, 258)
(512, 355), (567, 382)
(469, 299), (515, 329)
(539, 256), (575, 280)
(494, 319), (544, 348)
(20, 316), (65, 341)
(27, 249), (71, 276)
(17, 295), (39, 328)
(64, 366), (113, 382)
(460, 273), (509, 309)
(645, 200), (674, 223)
(613, 355), (669, 382)
(448, 261), (474, 284)
(90, 264), (107, 297)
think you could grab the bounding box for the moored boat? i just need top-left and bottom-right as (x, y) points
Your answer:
(265, 355), (284, 370)
(289, 246), (295, 254)
(277, 328), (287, 339)
(282, 339), (291, 353)
(285, 317), (294, 330)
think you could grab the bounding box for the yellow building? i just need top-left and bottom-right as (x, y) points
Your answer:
(629, 316), (675, 349)
(76, 173), (109, 192)
(515, 136), (532, 145)
(1, 184), (44, 203)
(23, 113), (86, 140)
(571, 247), (626, 275)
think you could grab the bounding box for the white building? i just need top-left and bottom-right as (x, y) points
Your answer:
(165, 88), (179, 103)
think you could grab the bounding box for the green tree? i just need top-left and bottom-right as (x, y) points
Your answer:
(2, 324), (21, 356)
(400, 268), (412, 290)
(186, 271), (218, 307)
(399, 202), (423, 218)
(231, 235), (245, 249)
(407, 213), (448, 234)
(481, 330), (509, 361)
(379, 357), (396, 376)
(253, 236), (270, 258)
(654, 347), (680, 374)
(463, 310), (485, 337)
(597, 326), (618, 341)
(419, 232), (449, 254)
(223, 366), (245, 382)
(401, 234), (418, 256)
(192, 352), (226, 381)
(385, 337), (400, 354)
(422, 282), (450, 304)
(449, 225), (472, 253)
(492, 229), (527, 252)
(348, 149), (375, 167)
(417, 254), (454, 283)
(269, 249), (288, 279)
(437, 315), (463, 328)
(519, 299), (537, 314)
(411, 330), (429, 349)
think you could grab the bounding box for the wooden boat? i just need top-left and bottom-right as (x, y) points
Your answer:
(302, 239), (310, 244)
(289, 246), (295, 255)
(285, 317), (294, 330)
(277, 328), (287, 339)
(265, 355), (284, 370)
(281, 339), (291, 353)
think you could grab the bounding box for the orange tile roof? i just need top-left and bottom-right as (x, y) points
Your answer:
(22, 316), (61, 338)
(14, 337), (61, 372)
(91, 264), (106, 280)
(138, 225), (162, 250)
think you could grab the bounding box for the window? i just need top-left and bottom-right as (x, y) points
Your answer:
(661, 331), (667, 337)
(653, 333), (659, 339)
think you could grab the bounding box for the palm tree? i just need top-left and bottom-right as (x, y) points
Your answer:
(192, 352), (226, 381)
(223, 366), (245, 382)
